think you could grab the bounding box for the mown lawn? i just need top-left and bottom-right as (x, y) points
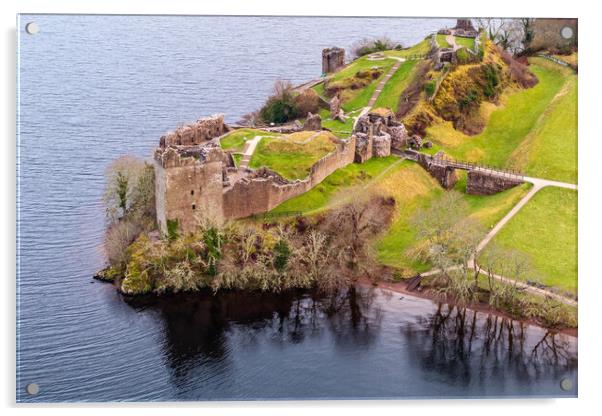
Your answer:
(249, 131), (337, 180)
(383, 39), (432, 58)
(480, 187), (577, 295)
(373, 60), (418, 112)
(427, 58), (570, 170)
(270, 156), (402, 214)
(220, 128), (273, 151)
(507, 74), (577, 183)
(455, 36), (475, 50)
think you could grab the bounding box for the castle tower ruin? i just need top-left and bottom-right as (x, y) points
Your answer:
(322, 47), (345, 74)
(154, 114), (230, 234)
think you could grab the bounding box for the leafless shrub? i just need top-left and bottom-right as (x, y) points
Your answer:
(237, 110), (260, 127)
(351, 36), (402, 59)
(104, 220), (142, 267)
(499, 47), (538, 88)
(294, 89), (321, 117)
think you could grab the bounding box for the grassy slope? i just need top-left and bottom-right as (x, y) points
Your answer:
(328, 56), (395, 112)
(319, 108), (357, 138)
(270, 156), (401, 214)
(435, 34), (451, 48)
(481, 187), (577, 294)
(455, 36), (475, 49)
(383, 39), (432, 58)
(507, 74), (577, 183)
(249, 131), (337, 180)
(373, 60), (418, 112)
(377, 169), (531, 273)
(315, 40), (432, 113)
(426, 58), (570, 170)
(270, 153), (531, 276)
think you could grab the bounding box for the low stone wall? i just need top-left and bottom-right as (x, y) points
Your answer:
(223, 136), (356, 219)
(466, 171), (523, 195)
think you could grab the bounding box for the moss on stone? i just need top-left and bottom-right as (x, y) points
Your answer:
(120, 234), (155, 295)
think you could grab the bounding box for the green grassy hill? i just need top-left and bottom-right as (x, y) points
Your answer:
(480, 187), (577, 295)
(425, 58), (576, 183)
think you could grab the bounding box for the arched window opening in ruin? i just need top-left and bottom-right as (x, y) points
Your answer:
(192, 204), (196, 210)
(190, 190), (194, 195)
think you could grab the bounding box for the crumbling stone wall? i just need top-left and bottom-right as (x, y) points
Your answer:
(372, 134), (391, 157)
(160, 114), (228, 147)
(389, 125), (409, 150)
(303, 112), (322, 131)
(466, 170), (523, 195)
(354, 133), (373, 163)
(223, 136), (356, 219)
(322, 47), (345, 74)
(415, 153), (458, 189)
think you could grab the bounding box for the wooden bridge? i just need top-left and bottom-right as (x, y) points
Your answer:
(403, 150), (525, 181)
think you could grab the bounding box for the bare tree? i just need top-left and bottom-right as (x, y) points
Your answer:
(474, 18), (506, 42)
(325, 195), (394, 277)
(410, 191), (485, 303)
(104, 220), (142, 268)
(103, 155), (145, 222)
(272, 79), (294, 101)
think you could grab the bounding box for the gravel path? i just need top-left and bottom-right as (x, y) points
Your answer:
(420, 174), (578, 305)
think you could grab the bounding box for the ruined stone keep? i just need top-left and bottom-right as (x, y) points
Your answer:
(322, 47), (345, 74)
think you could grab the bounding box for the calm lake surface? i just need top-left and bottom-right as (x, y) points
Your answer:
(16, 15), (577, 402)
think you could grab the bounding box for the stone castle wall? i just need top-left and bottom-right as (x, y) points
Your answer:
(160, 114), (228, 147)
(154, 147), (225, 234)
(415, 153), (458, 189)
(223, 136), (356, 219)
(466, 171), (523, 195)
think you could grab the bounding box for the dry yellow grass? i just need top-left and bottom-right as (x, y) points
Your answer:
(425, 121), (469, 147)
(372, 164), (439, 219)
(370, 107), (395, 118)
(553, 52), (577, 67)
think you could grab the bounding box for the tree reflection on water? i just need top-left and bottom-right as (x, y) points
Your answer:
(125, 287), (576, 398)
(400, 303), (577, 388)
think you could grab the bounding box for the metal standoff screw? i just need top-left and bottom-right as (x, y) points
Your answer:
(25, 383), (39, 395)
(560, 378), (573, 391)
(25, 22), (40, 35)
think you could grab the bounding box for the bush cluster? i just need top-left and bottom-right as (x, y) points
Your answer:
(352, 37), (403, 58)
(258, 81), (322, 124)
(109, 196), (395, 296)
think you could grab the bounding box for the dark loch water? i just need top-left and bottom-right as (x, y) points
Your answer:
(16, 15), (576, 402)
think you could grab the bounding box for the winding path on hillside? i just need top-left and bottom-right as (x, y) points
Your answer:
(353, 59), (404, 130)
(418, 173), (578, 305)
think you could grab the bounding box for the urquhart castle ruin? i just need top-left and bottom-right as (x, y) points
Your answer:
(153, 110), (404, 234)
(154, 32), (524, 235)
